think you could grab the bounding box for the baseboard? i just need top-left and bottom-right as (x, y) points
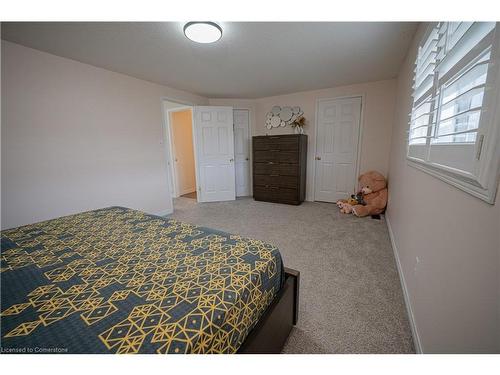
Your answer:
(385, 214), (423, 354)
(153, 207), (173, 217)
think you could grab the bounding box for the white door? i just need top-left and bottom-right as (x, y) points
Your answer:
(314, 97), (362, 203)
(193, 106), (236, 202)
(233, 109), (251, 197)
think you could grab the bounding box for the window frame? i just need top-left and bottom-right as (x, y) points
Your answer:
(407, 22), (500, 204)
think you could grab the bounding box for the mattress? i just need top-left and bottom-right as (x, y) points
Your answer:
(0, 207), (283, 353)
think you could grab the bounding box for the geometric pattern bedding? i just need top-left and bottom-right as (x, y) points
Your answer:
(0, 207), (283, 353)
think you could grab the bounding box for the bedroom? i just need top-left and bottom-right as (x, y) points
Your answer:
(1, 1), (499, 374)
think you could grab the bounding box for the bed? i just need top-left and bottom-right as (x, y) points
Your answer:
(0, 207), (299, 354)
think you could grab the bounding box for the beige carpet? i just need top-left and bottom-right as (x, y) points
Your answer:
(167, 197), (415, 353)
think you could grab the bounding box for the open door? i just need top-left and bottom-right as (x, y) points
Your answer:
(193, 106), (236, 202)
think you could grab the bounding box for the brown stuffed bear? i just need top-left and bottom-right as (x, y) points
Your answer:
(337, 171), (388, 217)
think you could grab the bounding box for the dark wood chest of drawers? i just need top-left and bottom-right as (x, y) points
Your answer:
(252, 134), (307, 205)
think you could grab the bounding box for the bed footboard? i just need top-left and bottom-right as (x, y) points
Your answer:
(238, 267), (300, 354)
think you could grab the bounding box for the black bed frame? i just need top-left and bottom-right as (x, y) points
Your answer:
(238, 267), (300, 354)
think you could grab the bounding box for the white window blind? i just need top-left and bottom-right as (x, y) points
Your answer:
(407, 22), (500, 204)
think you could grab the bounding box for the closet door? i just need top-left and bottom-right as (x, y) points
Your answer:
(193, 106), (236, 202)
(314, 97), (361, 202)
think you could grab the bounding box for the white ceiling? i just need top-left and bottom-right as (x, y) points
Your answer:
(1, 22), (418, 98)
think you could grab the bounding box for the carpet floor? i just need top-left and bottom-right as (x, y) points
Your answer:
(167, 197), (415, 354)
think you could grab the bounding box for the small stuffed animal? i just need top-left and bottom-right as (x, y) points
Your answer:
(336, 171), (388, 217)
(347, 197), (358, 206)
(336, 199), (355, 214)
(351, 192), (365, 206)
(337, 191), (365, 213)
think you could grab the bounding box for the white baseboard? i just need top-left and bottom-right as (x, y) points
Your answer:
(385, 214), (423, 354)
(153, 208), (173, 217)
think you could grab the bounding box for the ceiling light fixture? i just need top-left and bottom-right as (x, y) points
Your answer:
(183, 22), (222, 44)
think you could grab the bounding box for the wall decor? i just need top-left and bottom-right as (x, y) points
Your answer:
(265, 106), (303, 129)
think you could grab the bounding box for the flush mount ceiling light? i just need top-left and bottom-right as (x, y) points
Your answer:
(183, 22), (222, 44)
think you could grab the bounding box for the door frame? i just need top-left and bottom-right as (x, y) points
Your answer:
(312, 94), (365, 202)
(160, 97), (197, 209)
(232, 107), (252, 197)
(166, 106), (195, 199)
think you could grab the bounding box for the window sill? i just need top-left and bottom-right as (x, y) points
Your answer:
(406, 157), (498, 204)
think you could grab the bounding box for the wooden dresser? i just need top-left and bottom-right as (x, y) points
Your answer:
(252, 134), (307, 205)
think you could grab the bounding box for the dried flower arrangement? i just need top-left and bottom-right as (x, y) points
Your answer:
(290, 116), (306, 128)
(290, 116), (306, 134)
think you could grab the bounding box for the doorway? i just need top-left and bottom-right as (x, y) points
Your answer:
(170, 109), (196, 199)
(314, 96), (362, 203)
(164, 100), (197, 200)
(163, 102), (250, 206)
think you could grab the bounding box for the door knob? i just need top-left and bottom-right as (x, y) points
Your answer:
(315, 156), (321, 160)
(230, 158), (234, 162)
(245, 158), (249, 161)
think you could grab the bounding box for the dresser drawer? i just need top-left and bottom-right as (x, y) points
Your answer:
(253, 136), (299, 151)
(253, 162), (299, 176)
(254, 175), (298, 189)
(254, 150), (299, 163)
(253, 186), (299, 202)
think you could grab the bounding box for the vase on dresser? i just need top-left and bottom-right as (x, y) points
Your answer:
(293, 126), (304, 134)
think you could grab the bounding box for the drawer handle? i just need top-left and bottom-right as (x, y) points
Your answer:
(270, 149), (280, 152)
(269, 174), (280, 177)
(267, 162), (274, 165)
(269, 136), (281, 139)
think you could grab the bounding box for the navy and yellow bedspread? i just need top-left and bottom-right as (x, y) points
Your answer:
(0, 207), (283, 353)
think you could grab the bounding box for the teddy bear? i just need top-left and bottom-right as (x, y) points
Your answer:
(336, 171), (388, 217)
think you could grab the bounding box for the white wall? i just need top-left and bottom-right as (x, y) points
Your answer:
(1, 41), (207, 229)
(387, 24), (500, 353)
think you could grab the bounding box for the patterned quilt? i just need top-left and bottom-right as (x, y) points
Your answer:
(0, 207), (283, 354)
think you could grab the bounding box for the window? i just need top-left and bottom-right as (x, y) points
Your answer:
(408, 22), (500, 204)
